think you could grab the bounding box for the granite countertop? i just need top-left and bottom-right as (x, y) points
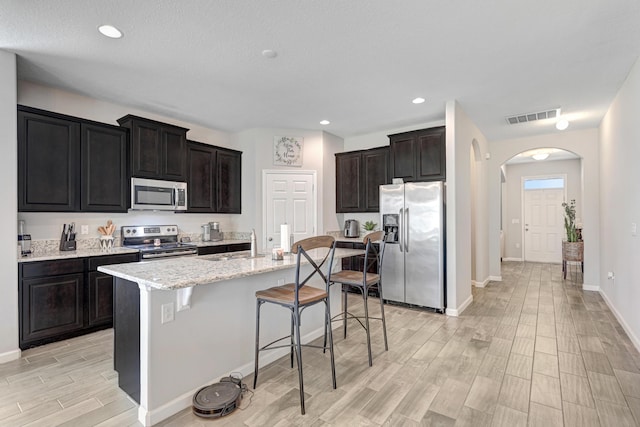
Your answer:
(193, 239), (250, 247)
(18, 247), (140, 263)
(98, 247), (363, 290)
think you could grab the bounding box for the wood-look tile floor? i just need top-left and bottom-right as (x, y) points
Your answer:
(2, 262), (640, 426)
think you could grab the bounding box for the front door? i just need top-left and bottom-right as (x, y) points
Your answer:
(523, 186), (565, 263)
(263, 171), (316, 251)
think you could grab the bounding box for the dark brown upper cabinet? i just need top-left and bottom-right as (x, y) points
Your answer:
(187, 140), (242, 214)
(18, 106), (128, 212)
(80, 123), (128, 212)
(18, 109), (80, 211)
(215, 148), (242, 213)
(389, 126), (446, 182)
(336, 146), (389, 213)
(117, 115), (188, 182)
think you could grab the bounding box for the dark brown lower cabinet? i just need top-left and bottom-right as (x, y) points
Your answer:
(20, 273), (85, 345)
(197, 242), (251, 256)
(88, 272), (116, 327)
(19, 253), (139, 350)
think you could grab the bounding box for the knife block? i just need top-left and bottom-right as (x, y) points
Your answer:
(59, 233), (77, 251)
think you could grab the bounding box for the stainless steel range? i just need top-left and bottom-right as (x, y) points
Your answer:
(121, 225), (197, 259)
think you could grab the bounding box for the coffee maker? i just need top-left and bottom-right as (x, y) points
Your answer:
(344, 219), (360, 238)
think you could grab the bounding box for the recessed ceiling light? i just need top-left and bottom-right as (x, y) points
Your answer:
(98, 25), (123, 39)
(319, 120), (330, 125)
(532, 153), (550, 161)
(412, 97), (426, 104)
(556, 119), (569, 130)
(262, 49), (278, 59)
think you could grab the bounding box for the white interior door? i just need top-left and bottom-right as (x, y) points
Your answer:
(523, 188), (564, 263)
(263, 171), (316, 251)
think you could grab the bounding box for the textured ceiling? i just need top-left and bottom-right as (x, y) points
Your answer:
(1, 0), (639, 140)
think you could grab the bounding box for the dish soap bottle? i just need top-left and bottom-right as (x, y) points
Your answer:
(250, 229), (257, 258)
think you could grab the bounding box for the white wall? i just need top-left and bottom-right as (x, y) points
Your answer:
(489, 129), (600, 288)
(17, 81), (247, 240)
(233, 128), (341, 246)
(446, 101), (490, 314)
(0, 50), (19, 362)
(502, 159), (582, 260)
(599, 55), (640, 350)
(322, 131), (343, 233)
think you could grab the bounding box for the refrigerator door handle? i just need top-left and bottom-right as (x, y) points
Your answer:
(405, 207), (409, 252)
(399, 208), (404, 252)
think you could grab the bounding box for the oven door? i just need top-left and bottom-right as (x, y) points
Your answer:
(131, 178), (187, 211)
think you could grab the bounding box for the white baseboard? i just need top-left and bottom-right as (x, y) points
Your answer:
(472, 277), (490, 288)
(139, 324), (328, 426)
(599, 289), (640, 354)
(582, 284), (600, 292)
(446, 294), (473, 317)
(503, 257), (523, 262)
(0, 349), (21, 364)
(489, 275), (502, 282)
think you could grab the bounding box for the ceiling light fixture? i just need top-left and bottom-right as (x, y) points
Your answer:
(532, 153), (550, 161)
(98, 25), (123, 39)
(412, 97), (425, 104)
(262, 49), (278, 59)
(319, 120), (330, 125)
(556, 119), (569, 130)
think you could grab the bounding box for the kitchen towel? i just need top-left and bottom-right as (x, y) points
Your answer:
(280, 224), (290, 253)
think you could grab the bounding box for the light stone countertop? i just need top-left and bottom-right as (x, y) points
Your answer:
(18, 247), (140, 263)
(98, 248), (363, 290)
(192, 239), (249, 247)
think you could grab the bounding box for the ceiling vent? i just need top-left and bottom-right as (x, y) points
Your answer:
(506, 108), (560, 125)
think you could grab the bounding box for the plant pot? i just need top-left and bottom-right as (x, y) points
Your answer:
(562, 241), (583, 262)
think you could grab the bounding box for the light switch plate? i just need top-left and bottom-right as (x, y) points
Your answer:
(632, 223), (637, 237)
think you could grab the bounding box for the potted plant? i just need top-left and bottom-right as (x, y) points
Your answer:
(561, 200), (583, 275)
(362, 220), (377, 233)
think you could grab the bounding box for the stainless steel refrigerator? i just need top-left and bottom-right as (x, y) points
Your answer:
(380, 181), (445, 310)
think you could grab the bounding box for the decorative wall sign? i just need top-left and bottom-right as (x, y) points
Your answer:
(273, 136), (304, 167)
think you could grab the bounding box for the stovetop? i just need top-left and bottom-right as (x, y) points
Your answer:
(121, 224), (198, 258)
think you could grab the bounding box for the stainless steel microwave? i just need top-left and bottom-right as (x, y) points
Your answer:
(131, 178), (187, 211)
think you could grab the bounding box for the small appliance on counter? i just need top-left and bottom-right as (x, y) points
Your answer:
(201, 224), (211, 241)
(209, 222), (223, 241)
(18, 220), (31, 255)
(344, 219), (360, 238)
(59, 222), (77, 251)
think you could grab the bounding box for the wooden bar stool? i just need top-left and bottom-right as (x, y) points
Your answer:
(253, 236), (337, 415)
(329, 231), (388, 366)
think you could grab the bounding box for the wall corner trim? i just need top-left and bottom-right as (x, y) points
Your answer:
(446, 294), (473, 317)
(0, 349), (21, 364)
(472, 277), (490, 288)
(599, 289), (640, 354)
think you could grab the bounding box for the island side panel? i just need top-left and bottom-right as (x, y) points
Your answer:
(144, 265), (341, 415)
(114, 277), (141, 404)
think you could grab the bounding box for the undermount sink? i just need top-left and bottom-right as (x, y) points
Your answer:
(204, 253), (265, 261)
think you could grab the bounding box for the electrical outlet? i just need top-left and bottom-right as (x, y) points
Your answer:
(607, 271), (615, 280)
(277, 278), (285, 286)
(632, 223), (637, 237)
(161, 303), (175, 324)
(81, 225), (89, 235)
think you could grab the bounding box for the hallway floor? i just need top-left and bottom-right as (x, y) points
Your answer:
(1, 262), (639, 426)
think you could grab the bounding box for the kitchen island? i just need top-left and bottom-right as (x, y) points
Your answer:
(98, 247), (361, 426)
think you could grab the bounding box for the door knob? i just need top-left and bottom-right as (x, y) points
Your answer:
(268, 237), (273, 241)
(525, 228), (529, 231)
